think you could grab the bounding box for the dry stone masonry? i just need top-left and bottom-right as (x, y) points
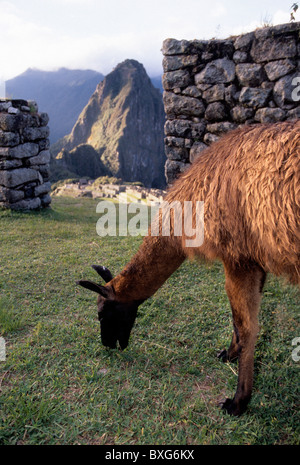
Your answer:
(0, 99), (51, 209)
(162, 22), (300, 184)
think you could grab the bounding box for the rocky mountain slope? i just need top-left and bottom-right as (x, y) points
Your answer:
(54, 60), (166, 188)
(6, 68), (104, 143)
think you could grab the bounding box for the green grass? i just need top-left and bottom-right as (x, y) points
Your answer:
(0, 197), (299, 445)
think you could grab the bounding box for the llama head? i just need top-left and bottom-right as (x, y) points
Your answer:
(76, 265), (140, 350)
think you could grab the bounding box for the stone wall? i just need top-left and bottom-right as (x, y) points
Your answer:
(162, 21), (300, 184)
(0, 99), (51, 209)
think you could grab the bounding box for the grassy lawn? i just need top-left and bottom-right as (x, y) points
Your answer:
(0, 197), (299, 445)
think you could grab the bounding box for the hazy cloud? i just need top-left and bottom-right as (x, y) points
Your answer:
(0, 0), (295, 81)
(210, 2), (227, 18)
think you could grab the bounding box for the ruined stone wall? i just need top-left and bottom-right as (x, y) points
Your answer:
(162, 22), (300, 184)
(0, 99), (51, 209)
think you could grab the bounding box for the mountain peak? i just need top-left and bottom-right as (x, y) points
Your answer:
(100, 58), (155, 102)
(57, 59), (166, 188)
(114, 59), (147, 74)
(116, 58), (143, 68)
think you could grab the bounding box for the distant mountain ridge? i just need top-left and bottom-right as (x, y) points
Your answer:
(6, 68), (104, 142)
(54, 60), (166, 188)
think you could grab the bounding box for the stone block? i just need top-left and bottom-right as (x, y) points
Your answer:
(0, 142), (39, 159)
(34, 181), (51, 196)
(38, 164), (50, 180)
(233, 51), (248, 63)
(0, 159), (23, 170)
(206, 122), (237, 135)
(39, 113), (49, 127)
(163, 55), (198, 72)
(165, 119), (191, 137)
(182, 86), (201, 98)
(195, 58), (235, 84)
(10, 197), (41, 210)
(251, 35), (297, 63)
(0, 130), (20, 147)
(190, 142), (208, 163)
(264, 59), (296, 81)
(163, 70), (191, 90)
(273, 72), (299, 109)
(203, 133), (219, 144)
(0, 113), (28, 132)
(40, 194), (51, 207)
(163, 92), (205, 117)
(0, 168), (39, 188)
(162, 39), (192, 56)
(239, 87), (271, 109)
(165, 144), (189, 161)
(23, 126), (50, 142)
(29, 150), (51, 165)
(236, 63), (266, 87)
(10, 189), (25, 202)
(234, 32), (254, 51)
(205, 102), (227, 121)
(38, 139), (50, 151)
(231, 105), (255, 123)
(254, 107), (286, 123)
(165, 159), (188, 183)
(286, 107), (300, 119)
(202, 84), (225, 102)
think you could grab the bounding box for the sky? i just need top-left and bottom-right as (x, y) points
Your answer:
(0, 0), (298, 82)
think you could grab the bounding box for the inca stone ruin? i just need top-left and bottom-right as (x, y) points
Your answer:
(0, 99), (51, 210)
(162, 22), (300, 184)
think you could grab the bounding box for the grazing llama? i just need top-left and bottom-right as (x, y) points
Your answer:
(78, 120), (300, 416)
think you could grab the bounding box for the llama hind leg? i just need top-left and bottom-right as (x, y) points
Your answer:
(221, 261), (266, 416)
(218, 323), (240, 362)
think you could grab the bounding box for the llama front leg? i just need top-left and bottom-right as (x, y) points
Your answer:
(221, 261), (266, 416)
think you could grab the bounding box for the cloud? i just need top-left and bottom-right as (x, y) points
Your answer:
(210, 2), (227, 18)
(1, 0), (294, 82)
(0, 1), (55, 79)
(231, 20), (261, 36)
(56, 0), (95, 3)
(231, 7), (292, 37)
(0, 1), (167, 79)
(272, 9), (291, 25)
(0, 0), (163, 79)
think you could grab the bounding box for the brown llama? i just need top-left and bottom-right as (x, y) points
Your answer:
(77, 120), (300, 416)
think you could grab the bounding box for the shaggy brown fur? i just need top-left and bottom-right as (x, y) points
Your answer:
(78, 120), (300, 416)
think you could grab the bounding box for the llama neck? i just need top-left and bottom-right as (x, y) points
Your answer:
(110, 235), (185, 302)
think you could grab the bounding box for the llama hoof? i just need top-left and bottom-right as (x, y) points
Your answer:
(217, 349), (238, 363)
(221, 398), (239, 416)
(221, 398), (246, 416)
(217, 349), (228, 362)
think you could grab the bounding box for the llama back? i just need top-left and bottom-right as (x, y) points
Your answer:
(166, 120), (300, 283)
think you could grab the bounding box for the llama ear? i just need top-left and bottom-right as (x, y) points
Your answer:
(91, 265), (113, 283)
(76, 280), (110, 297)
